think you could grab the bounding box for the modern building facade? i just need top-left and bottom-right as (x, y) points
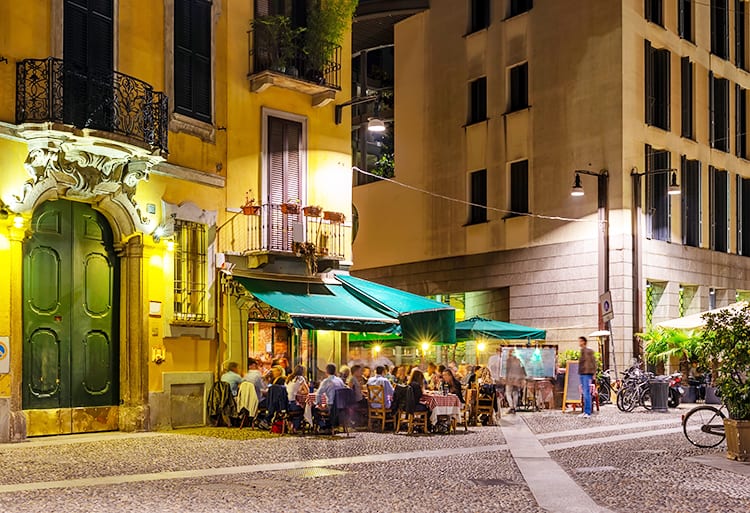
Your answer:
(352, 0), (750, 368)
(0, 0), (355, 441)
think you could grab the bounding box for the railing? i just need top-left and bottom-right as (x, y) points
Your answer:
(16, 57), (169, 153)
(218, 204), (350, 260)
(249, 28), (341, 90)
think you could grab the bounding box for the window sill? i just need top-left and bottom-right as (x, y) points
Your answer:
(645, 122), (670, 132)
(463, 27), (489, 38)
(680, 134), (696, 143)
(464, 220), (489, 227)
(504, 106), (531, 116)
(170, 319), (213, 328)
(710, 51), (730, 62)
(170, 112), (216, 143)
(504, 10), (532, 22)
(464, 118), (489, 128)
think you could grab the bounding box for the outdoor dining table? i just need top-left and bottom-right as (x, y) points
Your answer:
(420, 392), (461, 425)
(296, 392), (327, 426)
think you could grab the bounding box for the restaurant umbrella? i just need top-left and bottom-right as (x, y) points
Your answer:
(455, 316), (546, 341)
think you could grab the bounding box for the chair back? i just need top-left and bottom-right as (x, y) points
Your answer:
(368, 384), (386, 412)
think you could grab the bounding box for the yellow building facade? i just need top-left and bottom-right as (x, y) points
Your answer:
(0, 0), (353, 441)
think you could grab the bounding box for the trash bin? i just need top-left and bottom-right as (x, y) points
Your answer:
(649, 378), (669, 412)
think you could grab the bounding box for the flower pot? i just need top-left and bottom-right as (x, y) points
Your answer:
(303, 205), (323, 217)
(241, 204), (261, 215)
(323, 211), (345, 223)
(724, 418), (750, 462)
(281, 203), (301, 215)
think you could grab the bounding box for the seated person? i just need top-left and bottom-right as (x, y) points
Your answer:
(315, 363), (346, 430)
(408, 368), (429, 412)
(441, 368), (464, 403)
(220, 361), (243, 397)
(243, 357), (267, 407)
(258, 365), (287, 429)
(285, 365), (309, 432)
(347, 365), (368, 406)
(366, 365), (394, 409)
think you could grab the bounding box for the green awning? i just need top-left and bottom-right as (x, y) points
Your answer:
(335, 274), (456, 344)
(455, 316), (547, 340)
(234, 277), (400, 333)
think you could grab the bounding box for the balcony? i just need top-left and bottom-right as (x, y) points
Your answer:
(248, 18), (341, 107)
(218, 204), (351, 269)
(16, 57), (168, 153)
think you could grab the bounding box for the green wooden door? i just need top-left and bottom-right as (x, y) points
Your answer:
(23, 200), (119, 410)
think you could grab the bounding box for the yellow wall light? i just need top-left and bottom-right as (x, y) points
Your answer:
(373, 344), (382, 354)
(477, 342), (487, 352)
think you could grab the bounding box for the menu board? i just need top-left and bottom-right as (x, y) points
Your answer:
(499, 346), (557, 378)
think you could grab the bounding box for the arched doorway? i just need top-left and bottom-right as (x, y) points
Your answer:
(22, 200), (119, 432)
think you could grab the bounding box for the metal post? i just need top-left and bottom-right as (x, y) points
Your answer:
(597, 171), (610, 369)
(631, 172), (643, 359)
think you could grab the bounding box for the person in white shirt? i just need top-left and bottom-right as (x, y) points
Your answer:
(316, 363), (346, 407)
(243, 358), (267, 406)
(285, 365), (308, 432)
(366, 365), (394, 409)
(487, 347), (504, 420)
(220, 361), (243, 397)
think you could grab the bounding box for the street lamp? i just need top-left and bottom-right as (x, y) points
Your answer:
(629, 166), (680, 356)
(476, 341), (486, 365)
(570, 169), (610, 368)
(334, 94), (385, 131)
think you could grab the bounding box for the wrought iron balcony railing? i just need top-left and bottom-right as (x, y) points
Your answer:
(16, 57), (169, 153)
(249, 27), (341, 90)
(218, 204), (350, 261)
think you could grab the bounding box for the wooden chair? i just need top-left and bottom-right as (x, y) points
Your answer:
(451, 398), (470, 433)
(367, 385), (395, 432)
(476, 385), (496, 425)
(396, 408), (429, 434)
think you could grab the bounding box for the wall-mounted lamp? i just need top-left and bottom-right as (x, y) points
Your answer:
(334, 94), (385, 131)
(151, 213), (176, 243)
(570, 173), (585, 196)
(13, 215), (24, 229)
(152, 346), (166, 365)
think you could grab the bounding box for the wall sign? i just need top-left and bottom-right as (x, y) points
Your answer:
(0, 337), (9, 374)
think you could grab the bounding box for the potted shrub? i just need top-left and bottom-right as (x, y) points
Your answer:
(323, 210), (345, 223)
(241, 191), (260, 215)
(304, 0), (358, 82)
(701, 305), (750, 461)
(251, 15), (304, 73)
(303, 205), (323, 217)
(281, 199), (301, 215)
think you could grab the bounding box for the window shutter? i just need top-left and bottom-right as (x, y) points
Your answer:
(738, 175), (743, 254)
(645, 40), (654, 124)
(191, 0), (211, 120)
(268, 117), (285, 250)
(664, 49), (670, 130)
(709, 71), (715, 147)
(645, 144), (654, 239)
(510, 160), (529, 214)
(681, 155), (687, 245)
(709, 165), (716, 249)
(174, 0), (193, 115)
(285, 120), (302, 205)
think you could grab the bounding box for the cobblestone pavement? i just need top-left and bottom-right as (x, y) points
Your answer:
(0, 405), (747, 512)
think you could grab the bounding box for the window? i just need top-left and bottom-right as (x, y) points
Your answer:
(468, 169), (487, 224)
(645, 40), (670, 131)
(509, 63), (528, 112)
(174, 0), (212, 123)
(738, 176), (750, 254)
(646, 145), (671, 241)
(645, 0), (663, 25)
(510, 160), (529, 215)
(470, 0), (490, 32)
(509, 0), (533, 17)
(709, 72), (730, 152)
(174, 220), (208, 323)
(681, 57), (693, 138)
(709, 166), (729, 252)
(469, 77), (487, 124)
(268, 115), (303, 251)
(681, 156), (701, 247)
(711, 0), (729, 59)
(678, 0), (693, 41)
(737, 85), (747, 159)
(737, 0), (747, 69)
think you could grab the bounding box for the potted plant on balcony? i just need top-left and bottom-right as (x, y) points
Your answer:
(292, 241), (317, 275)
(323, 210), (345, 223)
(281, 199), (301, 215)
(701, 305), (750, 461)
(303, 205), (323, 217)
(252, 15), (304, 74)
(304, 0), (358, 83)
(241, 191), (261, 215)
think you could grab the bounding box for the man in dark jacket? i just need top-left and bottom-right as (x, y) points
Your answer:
(578, 336), (597, 418)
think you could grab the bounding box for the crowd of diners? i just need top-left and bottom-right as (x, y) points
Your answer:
(219, 356), (506, 434)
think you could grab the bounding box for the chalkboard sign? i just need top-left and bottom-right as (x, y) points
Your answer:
(561, 360), (582, 411)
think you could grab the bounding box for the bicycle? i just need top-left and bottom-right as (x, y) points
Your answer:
(682, 403), (727, 448)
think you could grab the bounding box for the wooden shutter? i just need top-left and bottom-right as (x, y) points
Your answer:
(267, 116), (303, 251)
(645, 40), (654, 124)
(645, 145), (654, 239)
(174, 0), (211, 122)
(709, 71), (715, 147)
(510, 160), (529, 214)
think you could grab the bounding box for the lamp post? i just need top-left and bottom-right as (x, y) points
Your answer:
(334, 94), (385, 131)
(629, 167), (680, 357)
(570, 169), (610, 368)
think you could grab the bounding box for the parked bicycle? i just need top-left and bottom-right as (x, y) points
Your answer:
(616, 361), (653, 412)
(682, 402), (727, 448)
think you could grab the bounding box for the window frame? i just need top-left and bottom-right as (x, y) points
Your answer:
(509, 159), (529, 215)
(508, 0), (533, 18)
(645, 40), (671, 131)
(173, 218), (209, 324)
(678, 0), (693, 42)
(711, 0), (730, 60)
(469, 0), (491, 33)
(737, 175), (750, 255)
(736, 0), (747, 70)
(681, 56), (694, 139)
(468, 169), (488, 225)
(468, 76), (488, 125)
(644, 0), (663, 26)
(508, 62), (529, 113)
(709, 71), (730, 152)
(737, 84), (747, 159)
(645, 144), (672, 242)
(709, 166), (730, 252)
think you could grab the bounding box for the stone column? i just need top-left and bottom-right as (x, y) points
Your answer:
(5, 223), (28, 441)
(118, 236), (150, 431)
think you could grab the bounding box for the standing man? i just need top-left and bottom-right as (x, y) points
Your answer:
(487, 346), (504, 421)
(505, 350), (526, 414)
(578, 336), (597, 418)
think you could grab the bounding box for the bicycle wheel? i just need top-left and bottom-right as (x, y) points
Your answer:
(640, 387), (652, 410)
(683, 405), (726, 448)
(617, 388), (638, 412)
